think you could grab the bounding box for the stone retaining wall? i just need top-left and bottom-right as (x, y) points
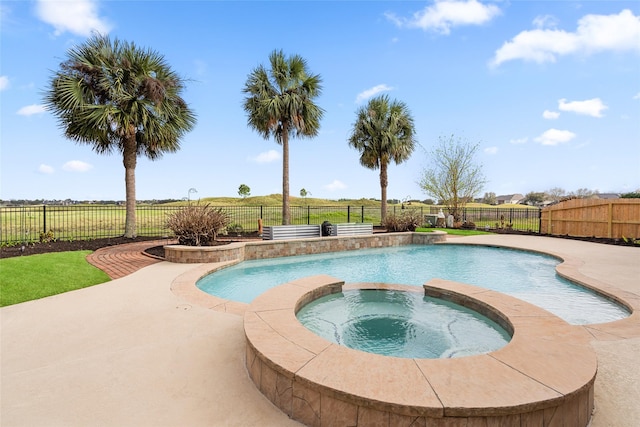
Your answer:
(164, 231), (446, 263)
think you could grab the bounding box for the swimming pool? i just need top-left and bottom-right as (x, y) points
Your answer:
(197, 244), (629, 324)
(296, 289), (511, 358)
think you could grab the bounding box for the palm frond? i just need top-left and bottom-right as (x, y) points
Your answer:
(44, 33), (196, 159)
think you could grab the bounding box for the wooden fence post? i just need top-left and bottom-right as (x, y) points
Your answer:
(608, 202), (613, 238)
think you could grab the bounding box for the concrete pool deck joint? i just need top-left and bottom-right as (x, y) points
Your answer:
(244, 276), (597, 426)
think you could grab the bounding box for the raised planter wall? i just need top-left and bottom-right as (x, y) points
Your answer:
(164, 232), (446, 264)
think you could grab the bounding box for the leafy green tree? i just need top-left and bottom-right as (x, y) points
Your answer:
(44, 34), (196, 238)
(621, 191), (640, 198)
(523, 191), (546, 206)
(238, 184), (251, 198)
(348, 95), (417, 221)
(418, 135), (486, 221)
(242, 50), (324, 225)
(482, 192), (497, 205)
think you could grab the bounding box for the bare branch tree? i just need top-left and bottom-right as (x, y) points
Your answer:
(418, 135), (486, 222)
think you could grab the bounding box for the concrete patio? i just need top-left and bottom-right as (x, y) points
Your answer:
(1, 234), (638, 426)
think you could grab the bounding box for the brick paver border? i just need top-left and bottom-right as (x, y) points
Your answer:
(86, 239), (176, 280)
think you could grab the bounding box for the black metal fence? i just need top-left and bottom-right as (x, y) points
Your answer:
(425, 206), (542, 233)
(0, 204), (541, 245)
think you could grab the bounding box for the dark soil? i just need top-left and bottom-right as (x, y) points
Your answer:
(0, 230), (267, 260)
(143, 239), (234, 259)
(495, 229), (639, 247)
(0, 236), (163, 259)
(2, 230), (635, 261)
(143, 232), (263, 259)
(543, 234), (639, 246)
(144, 245), (166, 259)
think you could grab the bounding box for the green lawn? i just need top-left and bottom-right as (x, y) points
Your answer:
(0, 251), (110, 307)
(416, 227), (494, 236)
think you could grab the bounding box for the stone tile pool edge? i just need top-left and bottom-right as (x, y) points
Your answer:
(167, 232), (639, 334)
(166, 232), (640, 426)
(244, 277), (597, 425)
(168, 232), (446, 315)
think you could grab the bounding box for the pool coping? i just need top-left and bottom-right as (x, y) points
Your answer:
(169, 234), (640, 337)
(243, 277), (597, 425)
(167, 233), (640, 426)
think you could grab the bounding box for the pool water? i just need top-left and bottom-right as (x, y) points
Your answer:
(296, 289), (511, 359)
(197, 244), (629, 325)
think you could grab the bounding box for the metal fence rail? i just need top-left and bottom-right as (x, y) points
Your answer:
(455, 207), (541, 233)
(0, 204), (542, 245)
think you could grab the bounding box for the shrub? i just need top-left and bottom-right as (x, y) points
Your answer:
(382, 210), (423, 232)
(166, 204), (231, 246)
(227, 223), (244, 236)
(382, 214), (401, 232)
(39, 230), (55, 243)
(460, 221), (476, 230)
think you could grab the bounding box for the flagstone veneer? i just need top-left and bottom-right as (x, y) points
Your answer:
(164, 231), (446, 263)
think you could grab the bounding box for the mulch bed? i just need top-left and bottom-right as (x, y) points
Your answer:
(0, 236), (163, 259)
(2, 230), (635, 260)
(1, 231), (267, 260)
(495, 229), (639, 247)
(143, 240), (235, 259)
(143, 245), (166, 259)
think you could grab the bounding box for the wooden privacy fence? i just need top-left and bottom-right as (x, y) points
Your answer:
(540, 199), (640, 239)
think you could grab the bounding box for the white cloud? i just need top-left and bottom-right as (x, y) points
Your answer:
(509, 137), (528, 144)
(543, 110), (560, 119)
(36, 0), (111, 37)
(558, 98), (608, 118)
(17, 104), (47, 116)
(534, 129), (576, 146)
(633, 92), (640, 100)
(386, 0), (501, 35)
(249, 149), (280, 164)
(355, 84), (393, 104)
(532, 15), (559, 30)
(62, 160), (93, 172)
(484, 146), (498, 154)
(324, 180), (347, 192)
(491, 9), (640, 67)
(38, 164), (55, 174)
(0, 75), (8, 91)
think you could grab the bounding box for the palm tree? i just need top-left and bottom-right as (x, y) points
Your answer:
(45, 34), (196, 238)
(348, 95), (417, 221)
(242, 50), (324, 225)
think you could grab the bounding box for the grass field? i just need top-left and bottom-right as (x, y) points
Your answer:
(0, 251), (111, 307)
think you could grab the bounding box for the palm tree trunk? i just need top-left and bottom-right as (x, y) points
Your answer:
(380, 161), (388, 222)
(123, 131), (137, 238)
(281, 128), (290, 225)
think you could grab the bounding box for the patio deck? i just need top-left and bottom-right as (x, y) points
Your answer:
(1, 234), (638, 426)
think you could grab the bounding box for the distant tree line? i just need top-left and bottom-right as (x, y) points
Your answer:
(1, 199), (183, 206)
(521, 188), (639, 206)
(478, 188), (639, 207)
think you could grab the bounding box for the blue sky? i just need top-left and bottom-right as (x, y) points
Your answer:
(1, 0), (639, 202)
